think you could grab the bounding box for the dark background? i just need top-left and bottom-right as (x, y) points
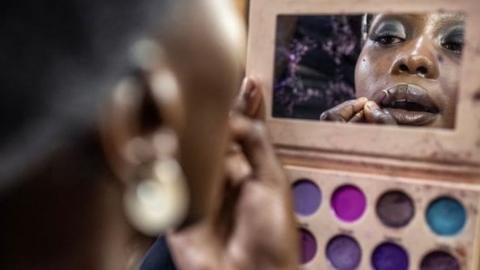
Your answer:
(272, 15), (363, 120)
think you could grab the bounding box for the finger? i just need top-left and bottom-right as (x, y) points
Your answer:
(224, 144), (252, 185)
(233, 77), (252, 113)
(233, 77), (262, 118)
(226, 141), (241, 155)
(320, 110), (347, 122)
(363, 101), (397, 125)
(320, 97), (368, 122)
(348, 110), (364, 123)
(244, 79), (263, 118)
(229, 114), (284, 185)
(371, 89), (388, 104)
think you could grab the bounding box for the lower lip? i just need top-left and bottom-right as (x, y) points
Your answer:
(384, 108), (438, 126)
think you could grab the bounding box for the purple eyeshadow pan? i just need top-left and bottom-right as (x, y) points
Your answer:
(376, 190), (415, 228)
(331, 185), (367, 222)
(292, 179), (321, 216)
(326, 235), (362, 270)
(371, 242), (409, 270)
(420, 251), (460, 270)
(300, 228), (317, 264)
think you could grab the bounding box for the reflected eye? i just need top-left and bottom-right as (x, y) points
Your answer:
(369, 20), (407, 47)
(441, 29), (464, 55)
(374, 35), (404, 45)
(441, 41), (463, 54)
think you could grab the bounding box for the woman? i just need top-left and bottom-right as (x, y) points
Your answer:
(0, 1), (298, 269)
(321, 13), (464, 128)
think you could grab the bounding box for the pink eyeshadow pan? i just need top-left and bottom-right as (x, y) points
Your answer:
(331, 185), (367, 222)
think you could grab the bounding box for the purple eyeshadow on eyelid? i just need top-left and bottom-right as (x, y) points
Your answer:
(300, 228), (317, 264)
(331, 185), (367, 222)
(292, 179), (322, 215)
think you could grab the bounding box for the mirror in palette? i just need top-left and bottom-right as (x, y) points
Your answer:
(272, 13), (465, 128)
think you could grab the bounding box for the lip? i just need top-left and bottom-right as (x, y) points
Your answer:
(371, 84), (439, 126)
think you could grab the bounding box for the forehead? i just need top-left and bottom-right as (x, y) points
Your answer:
(370, 13), (465, 32)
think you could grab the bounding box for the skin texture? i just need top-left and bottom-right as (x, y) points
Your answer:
(321, 13), (464, 128)
(1, 1), (299, 269)
(105, 2), (298, 270)
(168, 78), (299, 270)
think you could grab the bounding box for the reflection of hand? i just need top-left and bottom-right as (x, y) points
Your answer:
(320, 98), (397, 125)
(167, 77), (299, 270)
(363, 101), (397, 125)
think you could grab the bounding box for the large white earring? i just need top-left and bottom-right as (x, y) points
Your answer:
(124, 39), (188, 236)
(124, 156), (189, 236)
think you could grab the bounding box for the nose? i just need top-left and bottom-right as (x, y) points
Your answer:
(391, 37), (439, 79)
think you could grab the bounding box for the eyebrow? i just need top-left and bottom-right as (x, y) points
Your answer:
(432, 13), (465, 37)
(442, 12), (465, 21)
(370, 13), (465, 36)
(371, 13), (464, 25)
(435, 12), (465, 24)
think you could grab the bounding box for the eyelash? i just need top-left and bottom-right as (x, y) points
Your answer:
(372, 33), (405, 46)
(441, 39), (463, 54)
(372, 34), (464, 55)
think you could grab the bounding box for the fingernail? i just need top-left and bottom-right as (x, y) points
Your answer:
(240, 77), (251, 93)
(246, 84), (258, 101)
(240, 77), (248, 89)
(365, 101), (378, 110)
(357, 97), (368, 103)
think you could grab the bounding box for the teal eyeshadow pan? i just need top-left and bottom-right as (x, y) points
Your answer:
(426, 196), (466, 236)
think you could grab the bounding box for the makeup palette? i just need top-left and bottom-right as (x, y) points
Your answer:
(246, 0), (480, 269)
(288, 166), (480, 269)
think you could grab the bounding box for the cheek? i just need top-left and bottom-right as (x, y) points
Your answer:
(355, 46), (399, 98)
(355, 56), (371, 97)
(355, 51), (387, 98)
(438, 58), (461, 109)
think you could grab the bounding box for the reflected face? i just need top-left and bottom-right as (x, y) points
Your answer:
(355, 13), (464, 128)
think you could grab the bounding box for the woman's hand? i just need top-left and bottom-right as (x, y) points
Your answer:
(167, 78), (299, 270)
(320, 97), (397, 125)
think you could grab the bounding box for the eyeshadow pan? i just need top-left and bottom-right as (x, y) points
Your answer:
(292, 179), (321, 215)
(420, 251), (460, 270)
(326, 235), (362, 270)
(426, 196), (466, 236)
(371, 242), (409, 270)
(300, 228), (317, 264)
(331, 185), (366, 222)
(376, 190), (414, 228)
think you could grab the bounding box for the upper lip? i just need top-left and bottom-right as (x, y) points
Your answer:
(372, 84), (439, 114)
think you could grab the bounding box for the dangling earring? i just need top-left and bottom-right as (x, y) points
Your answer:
(123, 39), (188, 236)
(124, 129), (189, 236)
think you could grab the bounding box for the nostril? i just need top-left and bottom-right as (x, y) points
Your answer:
(399, 64), (409, 72)
(416, 66), (428, 76)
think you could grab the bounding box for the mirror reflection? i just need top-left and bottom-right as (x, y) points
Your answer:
(273, 13), (465, 128)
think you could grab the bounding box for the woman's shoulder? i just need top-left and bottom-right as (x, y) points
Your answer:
(139, 237), (177, 270)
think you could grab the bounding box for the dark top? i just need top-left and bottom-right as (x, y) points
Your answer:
(139, 237), (177, 270)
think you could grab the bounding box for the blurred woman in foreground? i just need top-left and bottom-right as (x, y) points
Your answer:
(0, 0), (298, 269)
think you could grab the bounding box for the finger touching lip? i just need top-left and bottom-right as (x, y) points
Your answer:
(371, 84), (439, 126)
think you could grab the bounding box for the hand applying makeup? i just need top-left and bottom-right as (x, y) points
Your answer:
(320, 97), (397, 125)
(167, 77), (299, 270)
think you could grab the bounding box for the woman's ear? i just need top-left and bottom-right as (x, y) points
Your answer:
(100, 71), (152, 182)
(100, 41), (185, 184)
(99, 43), (188, 235)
